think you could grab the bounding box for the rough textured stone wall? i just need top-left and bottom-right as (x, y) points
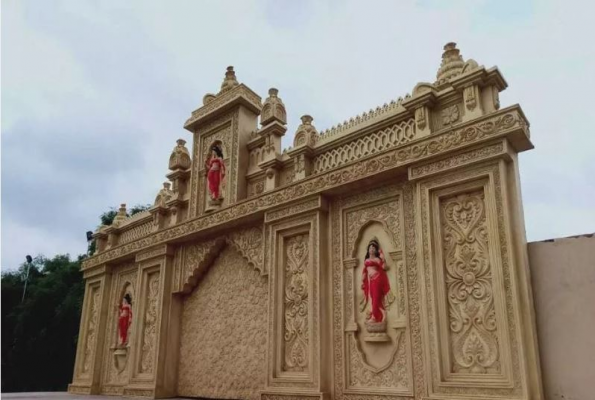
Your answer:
(528, 234), (595, 400)
(177, 245), (268, 400)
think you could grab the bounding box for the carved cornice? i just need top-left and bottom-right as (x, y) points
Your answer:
(82, 107), (529, 270)
(409, 140), (508, 180)
(184, 84), (262, 129)
(265, 196), (326, 223)
(135, 244), (173, 262)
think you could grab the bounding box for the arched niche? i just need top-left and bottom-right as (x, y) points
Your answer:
(345, 219), (404, 372)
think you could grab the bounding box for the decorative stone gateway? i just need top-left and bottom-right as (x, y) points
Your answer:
(69, 43), (544, 400)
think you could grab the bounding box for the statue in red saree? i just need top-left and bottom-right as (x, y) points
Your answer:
(205, 145), (226, 200)
(361, 238), (391, 323)
(118, 294), (133, 346)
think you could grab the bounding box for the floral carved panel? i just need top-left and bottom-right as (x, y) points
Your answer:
(283, 234), (309, 372)
(439, 191), (500, 374)
(136, 270), (160, 377)
(420, 163), (520, 398)
(81, 285), (101, 377)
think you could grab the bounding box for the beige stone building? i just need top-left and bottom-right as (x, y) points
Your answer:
(69, 43), (546, 400)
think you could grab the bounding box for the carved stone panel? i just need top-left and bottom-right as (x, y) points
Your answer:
(177, 246), (268, 400)
(332, 185), (413, 398)
(101, 263), (138, 387)
(266, 212), (321, 391)
(81, 285), (101, 378)
(283, 234), (310, 373)
(419, 162), (521, 398)
(130, 265), (162, 384)
(139, 272), (160, 375)
(439, 191), (500, 375)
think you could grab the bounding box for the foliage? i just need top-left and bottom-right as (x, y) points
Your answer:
(2, 255), (84, 392)
(2, 203), (150, 392)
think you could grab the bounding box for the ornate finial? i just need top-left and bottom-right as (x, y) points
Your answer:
(436, 42), (465, 82)
(154, 183), (174, 207)
(112, 203), (128, 227)
(293, 115), (318, 147)
(261, 88), (287, 125)
(220, 66), (239, 93)
(301, 115), (313, 125)
(169, 138), (191, 170)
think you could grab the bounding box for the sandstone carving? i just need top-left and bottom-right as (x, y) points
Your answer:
(70, 44), (543, 400)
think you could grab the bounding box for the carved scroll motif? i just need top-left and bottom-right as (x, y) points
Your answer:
(82, 288), (101, 374)
(441, 191), (500, 374)
(283, 234), (309, 372)
(140, 272), (160, 374)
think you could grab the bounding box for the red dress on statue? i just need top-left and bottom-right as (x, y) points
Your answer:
(206, 157), (225, 200)
(118, 303), (132, 345)
(362, 255), (390, 322)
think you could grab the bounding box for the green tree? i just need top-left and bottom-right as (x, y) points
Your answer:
(2, 255), (83, 392)
(2, 203), (151, 392)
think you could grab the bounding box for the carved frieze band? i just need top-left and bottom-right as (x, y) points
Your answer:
(265, 196), (326, 223)
(83, 264), (108, 279)
(409, 140), (506, 180)
(135, 244), (172, 262)
(83, 108), (527, 270)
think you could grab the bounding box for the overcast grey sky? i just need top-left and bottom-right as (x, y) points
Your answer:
(2, 0), (594, 271)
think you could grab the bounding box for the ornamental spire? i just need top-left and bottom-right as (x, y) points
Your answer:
(436, 42), (465, 82)
(220, 66), (239, 93)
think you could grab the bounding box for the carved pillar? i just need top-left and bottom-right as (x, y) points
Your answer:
(166, 138), (192, 224)
(258, 95), (287, 192)
(288, 115), (317, 181)
(69, 265), (113, 395)
(403, 90), (436, 138)
(262, 196), (330, 400)
(451, 66), (507, 123)
(94, 228), (108, 254)
(124, 245), (175, 398)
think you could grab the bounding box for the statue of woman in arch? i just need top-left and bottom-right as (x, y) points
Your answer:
(118, 293), (133, 346)
(204, 144), (226, 201)
(361, 238), (391, 324)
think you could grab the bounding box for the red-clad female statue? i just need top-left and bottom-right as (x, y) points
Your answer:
(204, 144), (226, 200)
(118, 293), (133, 346)
(361, 238), (391, 323)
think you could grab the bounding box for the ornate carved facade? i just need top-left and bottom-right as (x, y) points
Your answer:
(70, 43), (544, 400)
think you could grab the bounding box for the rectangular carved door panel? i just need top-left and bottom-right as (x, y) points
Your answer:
(418, 161), (524, 399)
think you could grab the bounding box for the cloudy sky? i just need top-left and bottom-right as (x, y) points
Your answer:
(2, 0), (594, 271)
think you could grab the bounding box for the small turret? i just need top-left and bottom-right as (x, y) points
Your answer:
(219, 66), (239, 93)
(261, 88), (287, 126)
